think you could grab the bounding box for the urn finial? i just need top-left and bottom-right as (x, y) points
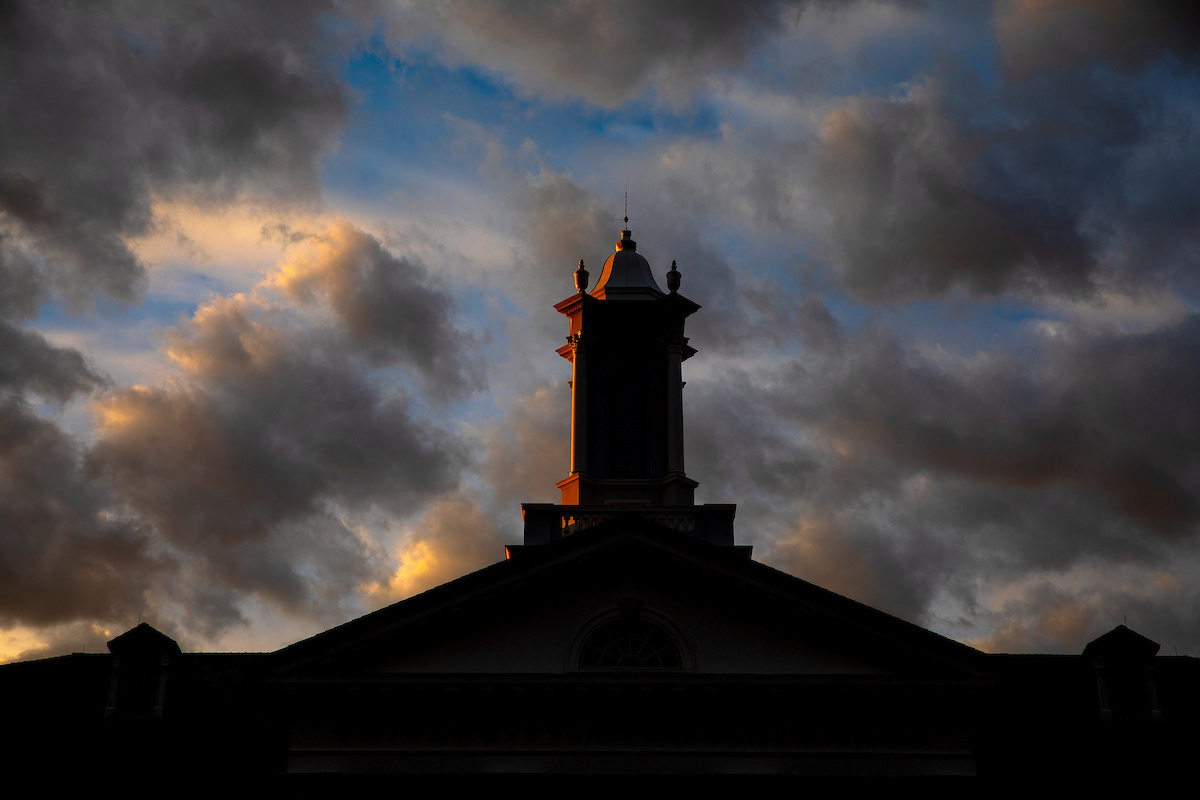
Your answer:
(574, 259), (590, 293)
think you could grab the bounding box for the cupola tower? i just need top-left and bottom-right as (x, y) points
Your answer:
(517, 221), (736, 548)
(554, 222), (698, 506)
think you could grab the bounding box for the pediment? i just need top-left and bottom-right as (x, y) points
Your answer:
(273, 522), (983, 679)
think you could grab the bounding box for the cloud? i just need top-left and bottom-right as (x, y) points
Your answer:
(392, 0), (793, 106)
(272, 220), (483, 397)
(0, 401), (164, 628)
(361, 493), (505, 605)
(0, 621), (129, 665)
(4, 0), (1198, 662)
(808, 73), (1199, 302)
(813, 81), (1093, 299)
(0, 322), (107, 403)
(480, 382), (572, 507)
(0, 1), (350, 313)
(680, 297), (1200, 637)
(0, 210), (483, 645)
(521, 171), (612, 291)
(0, 2), (366, 637)
(399, 1), (937, 106)
(968, 558), (1200, 655)
(643, 17), (1200, 304)
(993, 0), (1200, 77)
(88, 222), (474, 621)
(795, 314), (1200, 536)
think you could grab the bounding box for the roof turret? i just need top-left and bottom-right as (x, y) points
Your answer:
(589, 222), (664, 299)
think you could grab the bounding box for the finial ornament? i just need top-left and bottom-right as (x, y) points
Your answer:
(667, 259), (680, 293)
(615, 189), (639, 241)
(574, 258), (590, 292)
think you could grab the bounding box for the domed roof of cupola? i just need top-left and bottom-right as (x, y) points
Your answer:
(589, 224), (664, 300)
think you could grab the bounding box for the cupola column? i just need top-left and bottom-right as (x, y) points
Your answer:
(666, 336), (685, 475)
(569, 333), (588, 475)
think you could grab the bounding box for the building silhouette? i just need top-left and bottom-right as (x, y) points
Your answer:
(4, 224), (1198, 779)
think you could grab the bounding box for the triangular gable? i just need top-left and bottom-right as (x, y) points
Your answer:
(272, 518), (984, 678)
(107, 622), (181, 656)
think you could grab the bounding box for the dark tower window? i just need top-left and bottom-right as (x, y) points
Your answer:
(608, 364), (649, 478)
(578, 618), (682, 669)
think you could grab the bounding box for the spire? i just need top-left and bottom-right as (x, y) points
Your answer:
(615, 190), (638, 251)
(622, 190), (632, 239)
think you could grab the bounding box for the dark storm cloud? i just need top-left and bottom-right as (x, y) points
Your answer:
(522, 172), (612, 292)
(90, 225), (475, 616)
(0, 323), (107, 403)
(814, 57), (1200, 302)
(405, 1), (935, 106)
(804, 40), (1199, 302)
(681, 299), (1200, 639)
(0, 259), (148, 631)
(0, 1), (390, 639)
(632, 4), (1199, 305)
(0, 248), (148, 631)
(814, 82), (1091, 299)
(481, 382), (571, 507)
(0, 402), (164, 627)
(788, 313), (1200, 537)
(993, 0), (1200, 77)
(399, 0), (789, 106)
(0, 235), (45, 322)
(273, 221), (484, 399)
(0, 0), (348, 310)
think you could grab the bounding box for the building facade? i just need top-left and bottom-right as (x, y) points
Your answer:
(4, 224), (1197, 779)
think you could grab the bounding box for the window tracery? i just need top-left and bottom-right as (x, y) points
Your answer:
(578, 617), (681, 669)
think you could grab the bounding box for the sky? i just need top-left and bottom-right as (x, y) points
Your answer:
(3, 0), (1200, 661)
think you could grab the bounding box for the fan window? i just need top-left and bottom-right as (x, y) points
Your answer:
(579, 618), (681, 669)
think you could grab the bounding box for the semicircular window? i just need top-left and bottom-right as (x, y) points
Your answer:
(579, 618), (682, 669)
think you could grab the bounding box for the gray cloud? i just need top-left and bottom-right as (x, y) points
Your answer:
(0, 235), (45, 322)
(0, 0), (348, 311)
(521, 171), (613, 296)
(814, 82), (1095, 299)
(0, 401), (164, 628)
(481, 382), (571, 507)
(0, 215), (480, 640)
(0, 322), (107, 403)
(89, 229), (473, 618)
(0, 2), (393, 641)
(5, 0), (1199, 663)
(399, 1), (936, 106)
(394, 0), (791, 106)
(639, 8), (1200, 305)
(794, 314), (1200, 536)
(993, 0), (1200, 77)
(811, 65), (1200, 303)
(273, 221), (484, 398)
(681, 300), (1200, 640)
